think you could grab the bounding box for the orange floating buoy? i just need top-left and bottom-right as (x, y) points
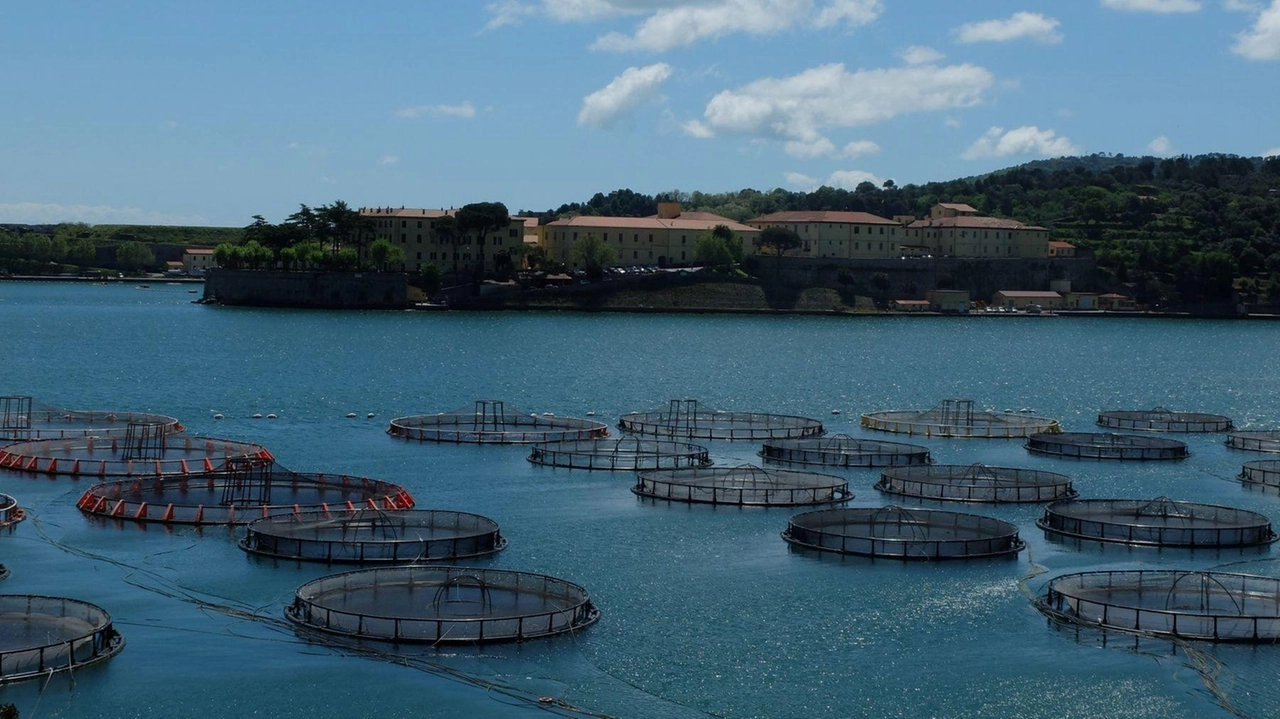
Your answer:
(162, 504), (174, 522)
(111, 500), (126, 517)
(193, 505), (204, 524)
(134, 502), (148, 519)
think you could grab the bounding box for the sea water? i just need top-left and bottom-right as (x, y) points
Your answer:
(1, 281), (1279, 718)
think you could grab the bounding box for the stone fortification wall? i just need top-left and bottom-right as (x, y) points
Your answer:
(768, 256), (1097, 300)
(203, 270), (408, 309)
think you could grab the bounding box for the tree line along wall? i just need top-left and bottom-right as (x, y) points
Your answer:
(766, 256), (1098, 301)
(202, 270), (409, 309)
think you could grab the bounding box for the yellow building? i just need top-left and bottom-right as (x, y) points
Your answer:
(360, 207), (528, 274)
(745, 211), (905, 259)
(183, 248), (216, 275)
(904, 204), (1051, 258)
(542, 202), (759, 268)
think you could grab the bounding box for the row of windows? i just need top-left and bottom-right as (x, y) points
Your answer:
(378, 219), (519, 238)
(393, 233), (514, 246)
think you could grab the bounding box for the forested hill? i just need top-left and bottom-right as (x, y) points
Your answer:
(539, 153), (1280, 305)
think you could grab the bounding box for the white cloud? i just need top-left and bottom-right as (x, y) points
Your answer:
(826, 169), (883, 189)
(945, 116), (962, 128)
(1146, 135), (1174, 155)
(0, 202), (209, 225)
(394, 102), (477, 119)
(163, 120), (179, 129)
(286, 141), (328, 158)
(1264, 146), (1280, 157)
(962, 126), (1081, 159)
(492, 1), (882, 52)
(1101, 0), (1201, 11)
(578, 63), (673, 128)
(1224, 0), (1262, 12)
(1233, 0), (1280, 59)
(698, 62), (993, 155)
(841, 139), (880, 158)
(784, 171), (821, 190)
(377, 155), (400, 166)
(782, 169), (881, 190)
(681, 119), (716, 138)
(955, 12), (1063, 44)
(899, 45), (944, 65)
(784, 137), (837, 158)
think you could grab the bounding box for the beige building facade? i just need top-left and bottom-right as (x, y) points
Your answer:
(542, 203), (759, 269)
(745, 211), (905, 259)
(905, 204), (1051, 258)
(183, 248), (216, 274)
(360, 207), (528, 274)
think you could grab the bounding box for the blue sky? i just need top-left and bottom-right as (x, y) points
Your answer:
(2, 0), (1278, 226)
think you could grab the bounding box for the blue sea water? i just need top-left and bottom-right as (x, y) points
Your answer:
(1, 281), (1280, 718)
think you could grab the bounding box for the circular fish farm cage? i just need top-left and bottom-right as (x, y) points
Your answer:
(0, 395), (182, 442)
(528, 436), (711, 471)
(1241, 460), (1280, 487)
(1041, 570), (1280, 642)
(875, 464), (1076, 504)
(1226, 430), (1280, 453)
(0, 494), (25, 528)
(1038, 497), (1275, 547)
(781, 506), (1024, 560)
(76, 463), (413, 526)
(632, 464), (850, 506)
(1026, 432), (1189, 461)
(1097, 408), (1233, 433)
(241, 509), (505, 563)
(388, 400), (608, 445)
(286, 565), (599, 644)
(860, 399), (1060, 438)
(0, 595), (124, 684)
(618, 399), (823, 441)
(760, 434), (931, 468)
(0, 424), (273, 478)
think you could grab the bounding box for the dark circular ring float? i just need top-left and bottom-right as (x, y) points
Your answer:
(875, 464), (1076, 503)
(1040, 570), (1280, 642)
(632, 464), (850, 506)
(0, 428), (273, 478)
(286, 565), (599, 644)
(0, 594), (124, 684)
(618, 399), (823, 441)
(0, 493), (26, 528)
(1097, 407), (1232, 433)
(241, 509), (505, 563)
(782, 505), (1024, 560)
(388, 400), (607, 445)
(0, 395), (182, 442)
(1037, 497), (1275, 547)
(760, 434), (931, 468)
(1025, 432), (1189, 461)
(528, 436), (711, 471)
(1227, 430), (1280, 454)
(1241, 459), (1280, 487)
(861, 398), (1060, 438)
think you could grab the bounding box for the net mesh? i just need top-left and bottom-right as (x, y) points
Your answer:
(1043, 570), (1280, 642)
(633, 463), (849, 506)
(618, 399), (824, 441)
(760, 434), (931, 468)
(242, 509), (505, 563)
(387, 400), (608, 444)
(528, 436), (711, 471)
(1026, 432), (1190, 461)
(1097, 408), (1233, 433)
(861, 399), (1061, 438)
(0, 395), (181, 442)
(0, 595), (123, 684)
(1227, 430), (1280, 453)
(1038, 497), (1275, 547)
(782, 505), (1024, 560)
(876, 464), (1076, 503)
(286, 565), (599, 644)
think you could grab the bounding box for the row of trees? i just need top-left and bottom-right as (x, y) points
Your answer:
(0, 228), (154, 273)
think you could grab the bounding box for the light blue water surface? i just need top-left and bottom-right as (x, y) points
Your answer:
(1, 281), (1279, 719)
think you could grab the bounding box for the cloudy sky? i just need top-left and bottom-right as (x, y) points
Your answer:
(2, 1), (1278, 226)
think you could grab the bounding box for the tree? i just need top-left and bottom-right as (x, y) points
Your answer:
(455, 202), (511, 278)
(434, 215), (462, 278)
(711, 224), (743, 264)
(213, 242), (242, 269)
(69, 238), (96, 267)
(872, 272), (891, 296)
(573, 233), (616, 280)
(694, 233), (734, 267)
(417, 264), (442, 295)
(756, 226), (802, 277)
(116, 241), (154, 273)
(368, 238), (405, 271)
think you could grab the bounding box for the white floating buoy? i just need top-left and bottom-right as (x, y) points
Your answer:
(367, 413), (375, 419)
(586, 411), (596, 417)
(266, 413), (278, 420)
(213, 413), (224, 420)
(542, 412), (555, 417)
(346, 413), (357, 418)
(252, 413), (263, 419)
(831, 409), (841, 415)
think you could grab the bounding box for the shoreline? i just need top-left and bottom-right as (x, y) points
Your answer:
(0, 274), (205, 284)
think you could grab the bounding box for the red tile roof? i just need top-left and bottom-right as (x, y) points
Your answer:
(545, 215), (758, 233)
(1049, 241), (1076, 248)
(184, 248), (215, 254)
(995, 291), (1062, 298)
(909, 216), (1047, 231)
(746, 210), (898, 225)
(360, 207), (456, 219)
(937, 203), (979, 212)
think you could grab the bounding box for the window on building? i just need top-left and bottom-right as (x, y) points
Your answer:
(879, 243), (883, 250)
(649, 234), (654, 242)
(509, 229), (517, 238)
(430, 252), (437, 260)
(573, 232), (578, 240)
(633, 233), (638, 242)
(401, 234), (406, 242)
(681, 251), (686, 260)
(633, 251), (638, 259)
(401, 220), (406, 228)
(417, 221), (422, 229)
(416, 252), (421, 260)
(416, 234), (422, 242)
(855, 226), (860, 234)
(681, 235), (686, 244)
